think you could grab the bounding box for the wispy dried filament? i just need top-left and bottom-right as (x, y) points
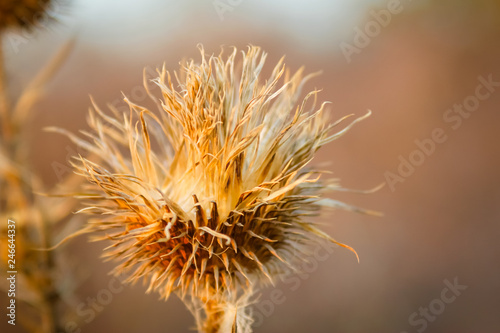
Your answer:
(59, 46), (371, 332)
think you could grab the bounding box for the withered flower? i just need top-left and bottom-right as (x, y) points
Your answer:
(61, 46), (373, 332)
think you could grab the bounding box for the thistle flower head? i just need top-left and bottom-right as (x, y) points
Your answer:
(65, 46), (371, 332)
(0, 0), (53, 31)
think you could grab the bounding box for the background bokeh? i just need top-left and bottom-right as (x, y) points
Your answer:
(1, 0), (500, 332)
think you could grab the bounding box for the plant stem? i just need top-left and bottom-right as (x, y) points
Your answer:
(204, 300), (222, 333)
(39, 212), (63, 333)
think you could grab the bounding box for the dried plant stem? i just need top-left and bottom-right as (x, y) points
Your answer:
(0, 36), (65, 333)
(40, 296), (59, 333)
(39, 214), (63, 333)
(196, 297), (244, 333)
(203, 301), (223, 333)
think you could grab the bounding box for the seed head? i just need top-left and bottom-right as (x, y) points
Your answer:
(0, 0), (53, 31)
(64, 46), (371, 332)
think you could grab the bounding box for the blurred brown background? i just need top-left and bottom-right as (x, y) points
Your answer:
(1, 0), (500, 332)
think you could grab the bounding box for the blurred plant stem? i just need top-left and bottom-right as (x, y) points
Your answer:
(0, 36), (69, 333)
(39, 211), (63, 333)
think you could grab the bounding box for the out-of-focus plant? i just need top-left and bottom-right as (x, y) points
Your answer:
(0, 1), (83, 332)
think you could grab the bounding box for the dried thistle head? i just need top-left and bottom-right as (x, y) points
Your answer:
(0, 0), (53, 31)
(64, 45), (372, 332)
